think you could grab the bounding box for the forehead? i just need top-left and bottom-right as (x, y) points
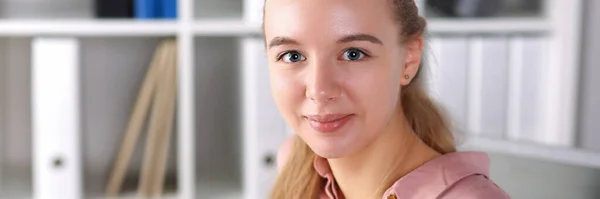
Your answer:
(263, 0), (399, 45)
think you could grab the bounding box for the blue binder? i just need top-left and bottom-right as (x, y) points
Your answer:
(135, 0), (177, 19)
(135, 0), (158, 19)
(160, 0), (177, 19)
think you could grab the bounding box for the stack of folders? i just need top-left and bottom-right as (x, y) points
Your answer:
(95, 0), (177, 19)
(105, 39), (178, 197)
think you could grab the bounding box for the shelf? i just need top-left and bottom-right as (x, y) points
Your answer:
(460, 136), (600, 169)
(193, 18), (550, 36)
(427, 18), (551, 34)
(422, 0), (545, 19)
(90, 193), (178, 199)
(0, 168), (177, 199)
(0, 20), (178, 36)
(0, 18), (551, 37)
(197, 180), (243, 199)
(193, 20), (261, 36)
(0, 37), (180, 198)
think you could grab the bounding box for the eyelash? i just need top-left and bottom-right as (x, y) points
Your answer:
(275, 48), (371, 62)
(276, 50), (299, 61)
(342, 48), (370, 61)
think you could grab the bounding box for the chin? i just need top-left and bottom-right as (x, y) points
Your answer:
(300, 130), (361, 159)
(310, 144), (349, 159)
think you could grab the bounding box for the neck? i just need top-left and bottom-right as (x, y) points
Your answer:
(327, 113), (440, 199)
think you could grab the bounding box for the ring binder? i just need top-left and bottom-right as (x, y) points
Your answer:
(32, 37), (82, 199)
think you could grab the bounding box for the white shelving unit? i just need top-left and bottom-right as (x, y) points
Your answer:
(0, 18), (554, 37)
(460, 137), (600, 169)
(0, 20), (178, 36)
(427, 18), (550, 34)
(420, 0), (596, 169)
(193, 20), (260, 36)
(0, 0), (595, 199)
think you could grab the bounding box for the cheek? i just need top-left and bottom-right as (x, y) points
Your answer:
(270, 71), (304, 122)
(355, 62), (401, 129)
(349, 61), (402, 116)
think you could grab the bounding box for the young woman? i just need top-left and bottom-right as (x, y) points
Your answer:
(262, 0), (511, 198)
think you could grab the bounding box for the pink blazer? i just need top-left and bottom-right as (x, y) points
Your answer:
(312, 151), (511, 199)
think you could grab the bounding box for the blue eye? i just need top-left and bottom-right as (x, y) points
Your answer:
(343, 48), (365, 61)
(279, 51), (306, 63)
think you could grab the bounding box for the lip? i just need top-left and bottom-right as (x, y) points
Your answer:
(305, 114), (354, 133)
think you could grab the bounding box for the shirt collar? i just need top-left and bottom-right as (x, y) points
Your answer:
(313, 151), (491, 199)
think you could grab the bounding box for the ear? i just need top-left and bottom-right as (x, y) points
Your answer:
(401, 37), (424, 86)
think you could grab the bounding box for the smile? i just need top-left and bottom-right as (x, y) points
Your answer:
(305, 114), (354, 133)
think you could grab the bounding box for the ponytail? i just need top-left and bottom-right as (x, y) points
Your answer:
(401, 62), (456, 154)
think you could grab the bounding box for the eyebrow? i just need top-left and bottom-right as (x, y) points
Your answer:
(337, 34), (383, 45)
(268, 37), (300, 49)
(268, 33), (383, 49)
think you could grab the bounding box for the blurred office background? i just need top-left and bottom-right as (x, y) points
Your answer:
(0, 0), (598, 199)
(423, 0), (600, 198)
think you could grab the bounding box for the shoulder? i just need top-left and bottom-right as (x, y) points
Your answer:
(385, 152), (511, 199)
(439, 175), (511, 199)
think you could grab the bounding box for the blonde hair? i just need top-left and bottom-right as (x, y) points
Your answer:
(266, 0), (456, 198)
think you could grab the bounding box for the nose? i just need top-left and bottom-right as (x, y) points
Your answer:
(305, 60), (342, 105)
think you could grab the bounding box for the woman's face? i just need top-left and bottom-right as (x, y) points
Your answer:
(264, 0), (422, 158)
